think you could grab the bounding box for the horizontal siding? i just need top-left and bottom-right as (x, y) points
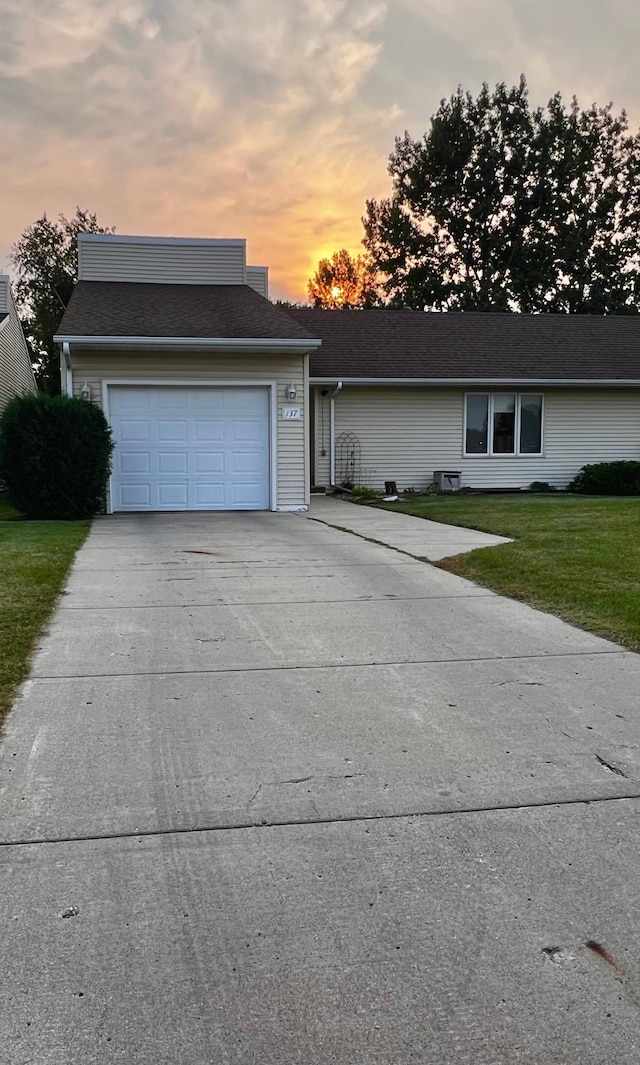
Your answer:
(78, 241), (247, 285)
(72, 351), (305, 508)
(246, 266), (269, 298)
(0, 279), (8, 314)
(0, 300), (37, 415)
(316, 386), (640, 490)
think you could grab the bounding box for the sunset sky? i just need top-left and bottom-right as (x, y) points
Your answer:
(2, 1), (639, 301)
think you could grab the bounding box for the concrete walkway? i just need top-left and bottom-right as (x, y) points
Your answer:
(2, 511), (640, 1063)
(309, 493), (511, 559)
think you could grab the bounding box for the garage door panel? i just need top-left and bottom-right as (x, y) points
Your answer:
(156, 390), (188, 412)
(231, 482), (265, 506)
(231, 390), (267, 414)
(158, 483), (189, 507)
(120, 453), (150, 475)
(157, 420), (188, 443)
(120, 484), (151, 507)
(194, 452), (225, 474)
(119, 420), (150, 442)
(230, 450), (267, 475)
(193, 484), (226, 507)
(191, 390), (225, 410)
(117, 391), (150, 412)
(110, 386), (270, 512)
(231, 419), (268, 443)
(195, 420), (225, 442)
(157, 453), (188, 474)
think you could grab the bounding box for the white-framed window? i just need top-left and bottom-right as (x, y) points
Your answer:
(464, 393), (544, 456)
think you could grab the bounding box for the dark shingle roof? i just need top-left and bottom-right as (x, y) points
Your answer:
(57, 281), (316, 341)
(0, 314), (7, 327)
(287, 308), (640, 381)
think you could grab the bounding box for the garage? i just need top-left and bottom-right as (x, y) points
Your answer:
(108, 385), (271, 512)
(54, 236), (320, 512)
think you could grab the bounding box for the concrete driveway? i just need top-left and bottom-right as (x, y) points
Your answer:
(2, 505), (640, 1063)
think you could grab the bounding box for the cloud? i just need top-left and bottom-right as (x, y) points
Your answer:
(398, 0), (640, 116)
(2, 0), (639, 299)
(0, 0), (394, 297)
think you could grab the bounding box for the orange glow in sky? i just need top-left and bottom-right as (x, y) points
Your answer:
(2, 1), (639, 301)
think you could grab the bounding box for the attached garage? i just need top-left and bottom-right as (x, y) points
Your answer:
(53, 237), (322, 512)
(108, 384), (272, 512)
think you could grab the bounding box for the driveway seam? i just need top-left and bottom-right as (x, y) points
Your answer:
(29, 647), (627, 682)
(308, 514), (502, 565)
(3, 791), (640, 850)
(56, 593), (496, 610)
(72, 561), (424, 569)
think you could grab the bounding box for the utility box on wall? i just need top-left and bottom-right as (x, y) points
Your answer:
(433, 470), (461, 492)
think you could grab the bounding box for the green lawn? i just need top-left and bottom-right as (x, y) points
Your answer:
(0, 498), (89, 729)
(379, 494), (640, 651)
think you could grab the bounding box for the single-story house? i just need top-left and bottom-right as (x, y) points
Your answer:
(55, 234), (640, 512)
(0, 275), (37, 416)
(290, 308), (640, 494)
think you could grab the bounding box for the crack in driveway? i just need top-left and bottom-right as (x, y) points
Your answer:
(245, 773), (365, 812)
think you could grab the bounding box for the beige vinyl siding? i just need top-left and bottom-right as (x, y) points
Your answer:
(72, 352), (306, 509)
(246, 266), (269, 298)
(78, 239), (247, 286)
(0, 295), (37, 415)
(316, 386), (640, 490)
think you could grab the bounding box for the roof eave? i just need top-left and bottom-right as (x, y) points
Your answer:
(55, 335), (322, 355)
(309, 376), (640, 387)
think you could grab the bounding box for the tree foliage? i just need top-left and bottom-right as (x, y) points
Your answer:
(363, 78), (640, 313)
(10, 208), (114, 393)
(308, 248), (378, 308)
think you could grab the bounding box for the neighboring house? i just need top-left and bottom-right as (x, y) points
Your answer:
(0, 275), (37, 416)
(55, 233), (640, 513)
(288, 308), (640, 493)
(54, 235), (321, 512)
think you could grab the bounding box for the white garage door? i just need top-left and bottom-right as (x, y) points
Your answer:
(109, 386), (271, 511)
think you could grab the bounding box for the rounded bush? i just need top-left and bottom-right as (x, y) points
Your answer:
(0, 394), (114, 519)
(568, 460), (640, 496)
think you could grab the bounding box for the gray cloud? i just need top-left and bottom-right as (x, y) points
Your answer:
(1, 0), (639, 298)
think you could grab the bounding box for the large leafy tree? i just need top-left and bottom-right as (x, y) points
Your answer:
(308, 248), (378, 308)
(10, 208), (114, 393)
(363, 78), (640, 313)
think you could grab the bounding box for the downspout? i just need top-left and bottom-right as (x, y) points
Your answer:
(62, 342), (72, 396)
(329, 381), (343, 486)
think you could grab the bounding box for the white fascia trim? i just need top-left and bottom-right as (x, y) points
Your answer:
(78, 234), (246, 248)
(102, 378), (279, 514)
(310, 377), (640, 387)
(55, 335), (323, 353)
